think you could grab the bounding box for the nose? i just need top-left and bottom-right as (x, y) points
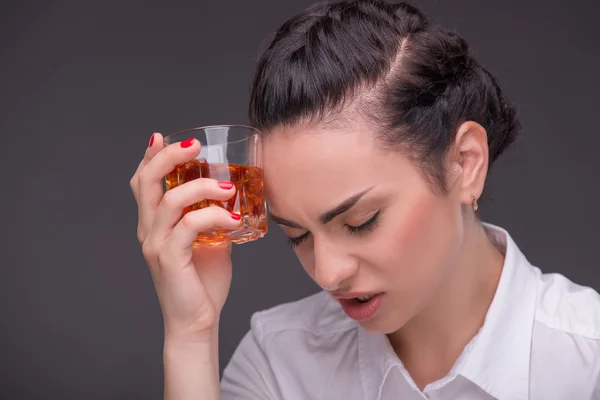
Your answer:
(313, 236), (358, 291)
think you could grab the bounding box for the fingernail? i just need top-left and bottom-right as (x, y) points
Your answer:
(180, 138), (194, 148)
(148, 133), (155, 147)
(231, 213), (241, 220)
(218, 181), (234, 190)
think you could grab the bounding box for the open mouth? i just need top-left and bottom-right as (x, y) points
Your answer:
(337, 293), (384, 321)
(355, 294), (375, 303)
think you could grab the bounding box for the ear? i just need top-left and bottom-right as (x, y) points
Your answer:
(451, 121), (489, 206)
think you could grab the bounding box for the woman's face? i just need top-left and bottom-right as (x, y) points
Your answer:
(262, 120), (466, 334)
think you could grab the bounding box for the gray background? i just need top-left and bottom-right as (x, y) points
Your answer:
(1, 0), (598, 398)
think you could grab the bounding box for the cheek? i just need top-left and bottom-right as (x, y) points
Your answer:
(372, 191), (461, 288)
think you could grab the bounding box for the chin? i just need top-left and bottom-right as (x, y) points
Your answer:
(358, 311), (409, 335)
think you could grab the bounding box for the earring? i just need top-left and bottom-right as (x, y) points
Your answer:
(471, 194), (479, 212)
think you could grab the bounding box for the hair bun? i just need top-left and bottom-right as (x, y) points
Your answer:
(431, 27), (472, 83)
(393, 2), (428, 34)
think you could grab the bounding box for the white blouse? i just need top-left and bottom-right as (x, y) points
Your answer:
(220, 224), (600, 399)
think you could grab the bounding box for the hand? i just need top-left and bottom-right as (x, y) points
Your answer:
(130, 133), (240, 341)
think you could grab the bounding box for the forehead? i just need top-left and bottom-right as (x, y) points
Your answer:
(261, 124), (413, 217)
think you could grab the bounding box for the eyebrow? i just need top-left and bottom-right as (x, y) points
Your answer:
(270, 187), (374, 229)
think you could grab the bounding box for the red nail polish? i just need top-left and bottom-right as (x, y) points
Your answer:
(180, 138), (194, 148)
(218, 181), (234, 190)
(231, 213), (241, 220)
(148, 133), (155, 147)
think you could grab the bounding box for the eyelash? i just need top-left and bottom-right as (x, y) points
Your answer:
(287, 210), (381, 248)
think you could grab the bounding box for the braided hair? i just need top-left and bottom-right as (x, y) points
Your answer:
(249, 0), (521, 191)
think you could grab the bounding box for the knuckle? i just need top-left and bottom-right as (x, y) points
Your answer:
(205, 205), (226, 218)
(180, 212), (197, 229)
(143, 147), (154, 161)
(168, 141), (182, 156)
(196, 180), (217, 198)
(137, 169), (149, 185)
(178, 206), (232, 232)
(129, 175), (138, 191)
(137, 226), (146, 244)
(165, 145), (180, 164)
(161, 190), (179, 210)
(141, 239), (157, 260)
(205, 206), (233, 226)
(198, 206), (220, 221)
(190, 177), (210, 190)
(156, 249), (173, 272)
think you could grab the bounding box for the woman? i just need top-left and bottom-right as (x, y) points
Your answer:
(130, 1), (600, 399)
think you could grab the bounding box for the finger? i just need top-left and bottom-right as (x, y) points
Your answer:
(130, 132), (164, 202)
(138, 137), (201, 238)
(164, 206), (242, 258)
(151, 179), (237, 242)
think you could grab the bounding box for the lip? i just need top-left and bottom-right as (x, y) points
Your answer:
(331, 291), (380, 300)
(337, 293), (384, 321)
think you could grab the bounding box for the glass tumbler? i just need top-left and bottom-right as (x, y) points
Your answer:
(163, 125), (268, 246)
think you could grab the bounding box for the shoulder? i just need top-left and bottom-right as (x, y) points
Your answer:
(529, 269), (600, 397)
(249, 290), (357, 343)
(533, 269), (600, 339)
(247, 291), (360, 375)
(221, 291), (361, 398)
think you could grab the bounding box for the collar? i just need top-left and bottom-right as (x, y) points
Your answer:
(459, 223), (538, 400)
(357, 223), (538, 400)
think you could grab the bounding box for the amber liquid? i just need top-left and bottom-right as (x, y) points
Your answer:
(165, 159), (268, 246)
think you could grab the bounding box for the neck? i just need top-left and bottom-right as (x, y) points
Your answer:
(387, 219), (505, 390)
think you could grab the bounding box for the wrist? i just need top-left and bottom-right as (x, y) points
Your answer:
(164, 320), (219, 346)
(162, 329), (221, 400)
(164, 337), (218, 369)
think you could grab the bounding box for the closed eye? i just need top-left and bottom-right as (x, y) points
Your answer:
(346, 209), (381, 235)
(287, 232), (309, 248)
(287, 209), (381, 248)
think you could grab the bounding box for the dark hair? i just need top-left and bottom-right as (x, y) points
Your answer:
(249, 0), (521, 191)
